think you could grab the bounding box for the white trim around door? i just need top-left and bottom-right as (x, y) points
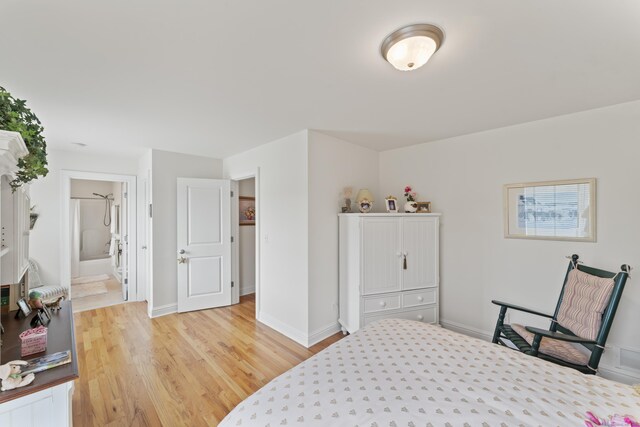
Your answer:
(60, 170), (140, 301)
(229, 168), (261, 319)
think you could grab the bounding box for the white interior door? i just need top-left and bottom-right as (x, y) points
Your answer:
(177, 178), (232, 312)
(139, 175), (149, 302)
(121, 182), (128, 301)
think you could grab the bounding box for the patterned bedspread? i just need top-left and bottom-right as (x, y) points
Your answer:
(220, 319), (640, 426)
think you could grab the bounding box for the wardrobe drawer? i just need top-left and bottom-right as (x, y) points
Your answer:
(363, 306), (437, 327)
(362, 294), (401, 314)
(402, 288), (437, 308)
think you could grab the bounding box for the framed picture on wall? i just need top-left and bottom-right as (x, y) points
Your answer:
(239, 196), (256, 226)
(503, 178), (596, 242)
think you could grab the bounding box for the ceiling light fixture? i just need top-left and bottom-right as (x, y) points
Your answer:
(381, 23), (444, 71)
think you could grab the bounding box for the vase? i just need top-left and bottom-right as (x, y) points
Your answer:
(404, 201), (417, 213)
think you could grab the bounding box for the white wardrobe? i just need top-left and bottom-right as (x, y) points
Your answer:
(338, 213), (440, 334)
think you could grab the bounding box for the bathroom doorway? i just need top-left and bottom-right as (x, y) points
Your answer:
(60, 172), (138, 312)
(69, 179), (125, 311)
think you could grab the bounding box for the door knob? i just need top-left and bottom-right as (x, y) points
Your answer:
(177, 256), (187, 264)
(179, 249), (186, 254)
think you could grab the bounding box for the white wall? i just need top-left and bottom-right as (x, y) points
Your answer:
(307, 131), (379, 343)
(224, 130), (310, 344)
(150, 149), (223, 314)
(238, 178), (255, 296)
(29, 149), (139, 286)
(70, 179), (114, 198)
(379, 100), (640, 381)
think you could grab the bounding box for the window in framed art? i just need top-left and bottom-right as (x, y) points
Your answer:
(504, 178), (596, 242)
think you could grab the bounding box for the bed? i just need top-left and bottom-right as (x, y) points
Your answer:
(220, 319), (640, 426)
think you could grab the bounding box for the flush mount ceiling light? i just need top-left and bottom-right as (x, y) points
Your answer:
(381, 23), (444, 71)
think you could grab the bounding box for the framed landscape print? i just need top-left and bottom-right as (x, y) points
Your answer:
(504, 178), (596, 242)
(239, 196), (256, 226)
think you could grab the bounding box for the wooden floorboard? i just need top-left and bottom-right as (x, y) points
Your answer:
(72, 294), (343, 426)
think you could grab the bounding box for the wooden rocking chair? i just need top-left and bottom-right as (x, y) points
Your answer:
(492, 254), (631, 374)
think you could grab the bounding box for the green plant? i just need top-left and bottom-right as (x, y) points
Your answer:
(0, 86), (49, 190)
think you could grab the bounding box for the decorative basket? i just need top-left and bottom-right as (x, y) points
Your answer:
(19, 325), (48, 356)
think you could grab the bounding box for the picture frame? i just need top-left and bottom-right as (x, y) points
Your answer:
(16, 298), (31, 318)
(385, 197), (398, 213)
(416, 202), (431, 213)
(239, 196), (256, 226)
(503, 178), (596, 242)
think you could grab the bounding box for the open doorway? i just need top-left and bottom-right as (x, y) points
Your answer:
(69, 179), (127, 311)
(237, 178), (256, 298)
(60, 171), (137, 313)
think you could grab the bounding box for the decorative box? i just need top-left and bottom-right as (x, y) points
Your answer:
(19, 325), (48, 356)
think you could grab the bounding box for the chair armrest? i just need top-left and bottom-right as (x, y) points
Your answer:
(491, 300), (554, 319)
(524, 326), (597, 345)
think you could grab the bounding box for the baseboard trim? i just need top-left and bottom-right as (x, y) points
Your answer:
(151, 303), (177, 318)
(598, 365), (640, 384)
(307, 322), (341, 347)
(440, 318), (494, 342)
(258, 311), (308, 347)
(240, 286), (256, 296)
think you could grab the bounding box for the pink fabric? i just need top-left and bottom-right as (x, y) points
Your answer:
(511, 323), (589, 365)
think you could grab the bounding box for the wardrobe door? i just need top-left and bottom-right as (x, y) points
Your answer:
(402, 217), (438, 290)
(361, 218), (401, 295)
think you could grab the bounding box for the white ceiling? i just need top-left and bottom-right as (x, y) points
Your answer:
(1, 0), (639, 158)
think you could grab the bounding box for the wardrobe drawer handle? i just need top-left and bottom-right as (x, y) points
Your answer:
(417, 315), (424, 321)
(379, 301), (387, 307)
(417, 296), (424, 302)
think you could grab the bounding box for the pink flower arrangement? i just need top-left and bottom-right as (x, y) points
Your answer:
(404, 185), (417, 202)
(585, 412), (640, 427)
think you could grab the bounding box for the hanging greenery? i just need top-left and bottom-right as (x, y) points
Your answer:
(0, 85), (49, 190)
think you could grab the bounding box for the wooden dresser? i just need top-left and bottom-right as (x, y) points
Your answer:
(338, 213), (440, 334)
(0, 301), (78, 426)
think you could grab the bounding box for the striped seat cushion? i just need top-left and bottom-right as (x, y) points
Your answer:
(557, 269), (615, 341)
(29, 285), (68, 302)
(511, 323), (589, 366)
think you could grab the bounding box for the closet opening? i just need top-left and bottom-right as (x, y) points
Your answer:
(237, 178), (256, 301)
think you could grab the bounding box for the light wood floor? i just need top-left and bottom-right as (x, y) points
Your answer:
(72, 275), (125, 313)
(72, 294), (343, 426)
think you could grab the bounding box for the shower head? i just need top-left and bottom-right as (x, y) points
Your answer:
(92, 192), (105, 198)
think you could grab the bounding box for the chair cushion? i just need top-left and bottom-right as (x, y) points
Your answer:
(511, 323), (590, 366)
(557, 269), (615, 341)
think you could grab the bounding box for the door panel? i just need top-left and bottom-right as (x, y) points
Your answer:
(361, 218), (401, 295)
(177, 178), (232, 312)
(188, 187), (222, 244)
(188, 256), (222, 296)
(402, 217), (438, 290)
